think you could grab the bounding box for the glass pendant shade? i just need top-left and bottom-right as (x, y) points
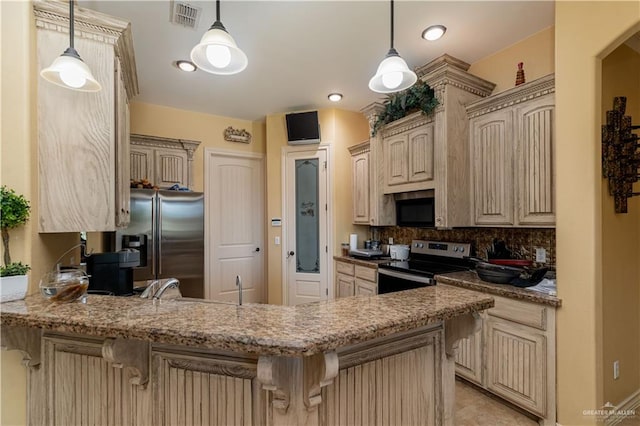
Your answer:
(190, 21), (247, 75)
(369, 49), (417, 93)
(40, 48), (101, 92)
(40, 1), (101, 92)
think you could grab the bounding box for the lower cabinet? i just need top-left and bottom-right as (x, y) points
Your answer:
(452, 290), (556, 424)
(334, 260), (378, 297)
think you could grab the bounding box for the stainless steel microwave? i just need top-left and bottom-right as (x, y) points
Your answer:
(395, 192), (435, 227)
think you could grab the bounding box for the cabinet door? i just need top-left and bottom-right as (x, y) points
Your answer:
(485, 317), (546, 417)
(154, 149), (189, 188)
(407, 124), (434, 184)
(384, 134), (409, 187)
(336, 273), (355, 298)
(115, 59), (130, 228)
(471, 110), (514, 225)
(37, 30), (117, 232)
(351, 152), (370, 224)
(130, 146), (155, 183)
(454, 320), (483, 386)
(516, 96), (555, 226)
(354, 279), (377, 296)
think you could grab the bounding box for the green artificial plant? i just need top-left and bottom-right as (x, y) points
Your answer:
(372, 80), (439, 136)
(1, 186), (31, 277)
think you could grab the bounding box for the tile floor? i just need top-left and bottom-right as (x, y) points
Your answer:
(455, 378), (640, 426)
(454, 379), (538, 426)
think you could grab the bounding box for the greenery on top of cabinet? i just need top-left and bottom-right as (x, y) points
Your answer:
(372, 80), (439, 136)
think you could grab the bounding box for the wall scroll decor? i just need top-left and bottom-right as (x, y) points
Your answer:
(224, 127), (252, 144)
(602, 96), (640, 213)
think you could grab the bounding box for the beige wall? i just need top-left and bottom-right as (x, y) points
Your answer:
(130, 102), (266, 192)
(601, 43), (640, 406)
(265, 108), (369, 305)
(468, 26), (555, 93)
(555, 2), (640, 425)
(1, 1), (78, 424)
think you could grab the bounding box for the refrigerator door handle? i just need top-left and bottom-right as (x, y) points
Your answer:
(151, 195), (157, 277)
(158, 195), (163, 276)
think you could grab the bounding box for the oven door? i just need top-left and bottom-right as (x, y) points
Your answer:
(377, 268), (434, 294)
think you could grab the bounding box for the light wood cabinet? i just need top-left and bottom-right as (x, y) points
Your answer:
(334, 260), (377, 297)
(349, 143), (370, 224)
(35, 2), (138, 233)
(362, 55), (496, 228)
(336, 273), (355, 298)
(468, 75), (555, 227)
(130, 134), (201, 189)
(382, 119), (435, 193)
(448, 286), (556, 424)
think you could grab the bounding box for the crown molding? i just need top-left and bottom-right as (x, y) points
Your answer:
(131, 134), (201, 155)
(382, 111), (434, 138)
(466, 74), (555, 118)
(348, 141), (370, 155)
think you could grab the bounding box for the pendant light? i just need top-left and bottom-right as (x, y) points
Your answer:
(190, 0), (248, 75)
(40, 0), (101, 92)
(369, 0), (417, 94)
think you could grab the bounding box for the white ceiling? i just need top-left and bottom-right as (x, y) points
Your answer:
(79, 1), (555, 121)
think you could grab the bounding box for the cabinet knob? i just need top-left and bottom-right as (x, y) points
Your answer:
(121, 208), (125, 213)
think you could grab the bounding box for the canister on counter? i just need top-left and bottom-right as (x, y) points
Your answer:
(341, 243), (350, 256)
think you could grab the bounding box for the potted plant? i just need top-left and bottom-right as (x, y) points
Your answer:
(1, 186), (31, 302)
(372, 80), (439, 136)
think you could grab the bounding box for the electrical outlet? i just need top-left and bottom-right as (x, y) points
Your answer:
(274, 236), (280, 245)
(535, 248), (547, 263)
(389, 237), (394, 244)
(614, 360), (620, 380)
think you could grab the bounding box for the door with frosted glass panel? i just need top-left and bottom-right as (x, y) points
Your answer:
(284, 149), (328, 305)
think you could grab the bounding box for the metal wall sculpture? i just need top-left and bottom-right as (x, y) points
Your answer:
(602, 96), (640, 213)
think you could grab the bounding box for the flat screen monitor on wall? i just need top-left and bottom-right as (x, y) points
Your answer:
(286, 111), (321, 144)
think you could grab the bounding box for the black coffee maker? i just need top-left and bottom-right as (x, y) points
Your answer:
(86, 250), (140, 296)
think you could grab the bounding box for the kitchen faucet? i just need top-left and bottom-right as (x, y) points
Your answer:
(152, 278), (180, 300)
(236, 275), (242, 305)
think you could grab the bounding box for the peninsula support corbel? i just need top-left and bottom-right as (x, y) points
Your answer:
(102, 338), (150, 386)
(257, 351), (339, 425)
(0, 325), (42, 368)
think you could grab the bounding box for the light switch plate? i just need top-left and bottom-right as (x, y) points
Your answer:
(275, 236), (280, 245)
(535, 248), (547, 263)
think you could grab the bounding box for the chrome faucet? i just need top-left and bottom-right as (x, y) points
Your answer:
(236, 275), (242, 305)
(139, 280), (161, 299)
(153, 278), (180, 300)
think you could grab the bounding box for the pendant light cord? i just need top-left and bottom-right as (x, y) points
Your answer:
(389, 0), (394, 50)
(69, 0), (75, 49)
(216, 0), (220, 22)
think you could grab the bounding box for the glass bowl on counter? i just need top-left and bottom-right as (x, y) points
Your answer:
(39, 268), (89, 303)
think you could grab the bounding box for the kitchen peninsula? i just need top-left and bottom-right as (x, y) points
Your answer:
(1, 287), (493, 426)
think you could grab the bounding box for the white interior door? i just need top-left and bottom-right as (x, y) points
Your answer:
(205, 150), (265, 303)
(284, 148), (329, 305)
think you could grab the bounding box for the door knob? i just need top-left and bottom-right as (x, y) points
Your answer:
(287, 251), (295, 258)
(255, 247), (260, 252)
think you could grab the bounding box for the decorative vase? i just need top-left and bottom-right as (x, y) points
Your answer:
(0, 274), (29, 302)
(515, 62), (526, 86)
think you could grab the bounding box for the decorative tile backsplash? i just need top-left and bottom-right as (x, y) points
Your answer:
(374, 227), (556, 267)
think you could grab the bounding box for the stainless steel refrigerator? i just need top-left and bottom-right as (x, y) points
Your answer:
(116, 189), (204, 298)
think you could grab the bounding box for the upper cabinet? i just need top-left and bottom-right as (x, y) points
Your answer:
(348, 142), (371, 225)
(467, 75), (555, 227)
(362, 55), (496, 228)
(382, 117), (435, 193)
(35, 2), (138, 233)
(130, 134), (201, 190)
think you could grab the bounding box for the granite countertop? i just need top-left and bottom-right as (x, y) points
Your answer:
(0, 286), (493, 357)
(436, 271), (561, 307)
(333, 255), (391, 268)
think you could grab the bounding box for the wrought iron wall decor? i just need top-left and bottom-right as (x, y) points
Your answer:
(602, 96), (640, 213)
(223, 126), (252, 144)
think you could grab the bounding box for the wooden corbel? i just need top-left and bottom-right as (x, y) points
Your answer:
(257, 355), (291, 412)
(0, 325), (42, 368)
(444, 312), (481, 357)
(102, 338), (149, 386)
(303, 351), (339, 409)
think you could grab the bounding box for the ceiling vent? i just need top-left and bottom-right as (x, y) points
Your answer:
(170, 1), (201, 29)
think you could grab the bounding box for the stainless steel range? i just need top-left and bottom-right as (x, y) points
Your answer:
(377, 240), (472, 294)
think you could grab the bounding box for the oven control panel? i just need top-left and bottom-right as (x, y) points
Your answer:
(411, 240), (471, 259)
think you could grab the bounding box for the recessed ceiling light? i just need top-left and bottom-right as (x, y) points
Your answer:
(328, 93), (343, 102)
(176, 60), (197, 72)
(422, 25), (447, 41)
